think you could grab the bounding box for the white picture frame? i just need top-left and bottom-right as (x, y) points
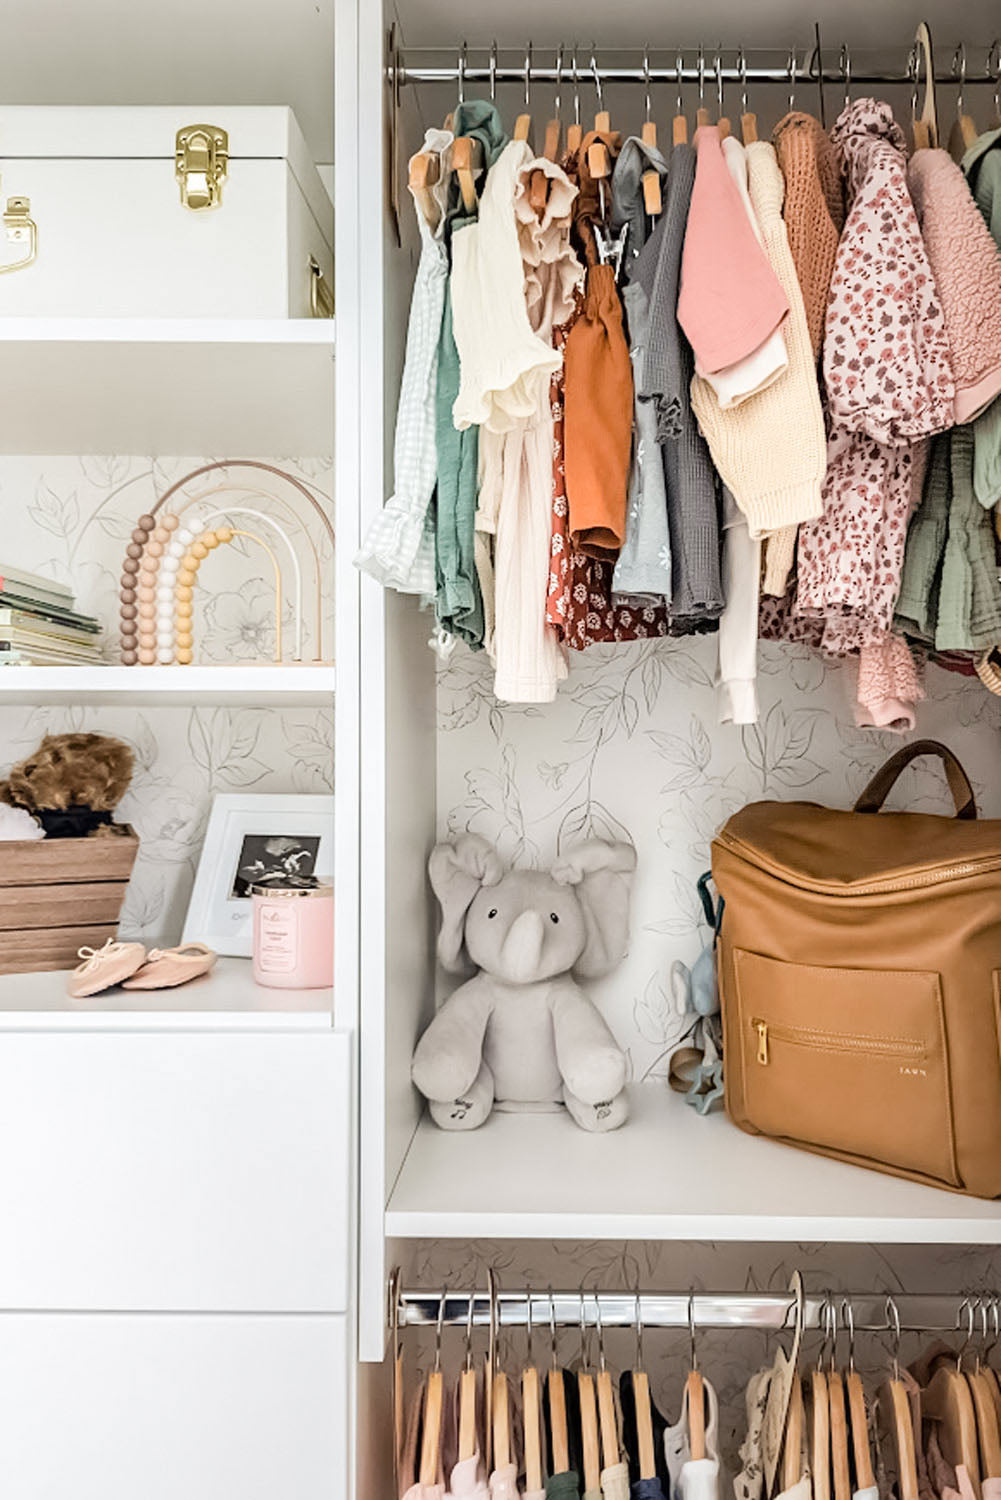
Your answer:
(182, 793), (335, 957)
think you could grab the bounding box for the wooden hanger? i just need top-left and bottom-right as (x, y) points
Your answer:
(833, 1299), (876, 1496)
(408, 149), (441, 231)
(809, 1369), (832, 1500)
(544, 49), (563, 162)
(948, 45), (978, 160)
(451, 136), (483, 214)
(714, 51), (731, 140)
(829, 1371), (852, 1500)
(522, 1293), (544, 1498)
(567, 52), (584, 155)
(968, 1367), (1001, 1479)
(738, 48), (758, 143)
(923, 1357), (981, 1494)
(593, 1297), (620, 1471)
(696, 47), (711, 128)
(782, 1375), (805, 1492)
(459, 1293), (479, 1463)
(687, 1295), (707, 1462)
(630, 1293), (657, 1481)
(673, 54), (689, 145)
(878, 1297), (919, 1500)
(493, 1369), (512, 1470)
(578, 1296), (602, 1494)
(911, 22), (939, 150)
(640, 54), (663, 216)
(547, 1292), (570, 1476)
(419, 1293), (447, 1488)
(389, 1268), (405, 1495)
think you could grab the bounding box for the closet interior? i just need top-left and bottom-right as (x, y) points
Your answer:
(351, 3), (1001, 1497)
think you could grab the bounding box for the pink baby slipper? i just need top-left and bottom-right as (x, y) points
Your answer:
(67, 939), (148, 998)
(121, 942), (217, 990)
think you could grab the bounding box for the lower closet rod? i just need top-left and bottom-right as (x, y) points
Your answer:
(395, 1290), (997, 1334)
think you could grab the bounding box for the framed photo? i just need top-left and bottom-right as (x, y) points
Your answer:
(183, 793), (334, 957)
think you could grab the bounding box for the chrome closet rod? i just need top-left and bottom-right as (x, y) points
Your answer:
(393, 62), (998, 88)
(396, 1289), (997, 1333)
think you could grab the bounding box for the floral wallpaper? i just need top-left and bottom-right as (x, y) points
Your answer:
(437, 637), (1001, 1083)
(0, 454), (334, 944)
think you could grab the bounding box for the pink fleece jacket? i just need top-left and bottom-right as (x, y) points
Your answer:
(908, 147), (1001, 424)
(677, 125), (789, 373)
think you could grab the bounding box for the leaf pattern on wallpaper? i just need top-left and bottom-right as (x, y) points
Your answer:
(438, 634), (1001, 1081)
(1, 454), (334, 945)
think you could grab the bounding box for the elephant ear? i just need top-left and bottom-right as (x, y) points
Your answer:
(551, 840), (637, 979)
(428, 832), (504, 973)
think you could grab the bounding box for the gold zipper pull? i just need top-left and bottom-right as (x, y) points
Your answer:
(755, 1020), (769, 1065)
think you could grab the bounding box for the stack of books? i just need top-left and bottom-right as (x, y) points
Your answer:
(0, 564), (105, 665)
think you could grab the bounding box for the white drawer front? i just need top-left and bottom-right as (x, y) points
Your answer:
(0, 1312), (347, 1500)
(0, 1030), (351, 1311)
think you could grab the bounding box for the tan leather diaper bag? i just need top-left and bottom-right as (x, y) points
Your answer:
(711, 740), (1001, 1198)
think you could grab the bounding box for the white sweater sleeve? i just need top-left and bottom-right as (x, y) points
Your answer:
(717, 488), (761, 726)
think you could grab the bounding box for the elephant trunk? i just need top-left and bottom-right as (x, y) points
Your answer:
(500, 909), (546, 983)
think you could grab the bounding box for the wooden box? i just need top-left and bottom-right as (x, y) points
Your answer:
(0, 828), (140, 974)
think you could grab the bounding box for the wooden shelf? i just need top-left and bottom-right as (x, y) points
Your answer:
(385, 1084), (1001, 1244)
(0, 957), (333, 1031)
(0, 318), (334, 454)
(0, 664), (335, 706)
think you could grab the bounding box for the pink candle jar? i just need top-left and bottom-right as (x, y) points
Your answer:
(251, 881), (333, 989)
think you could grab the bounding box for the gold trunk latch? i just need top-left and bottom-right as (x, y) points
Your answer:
(0, 195), (37, 273)
(175, 124), (229, 211)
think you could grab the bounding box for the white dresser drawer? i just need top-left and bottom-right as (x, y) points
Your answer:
(0, 1029), (351, 1311)
(0, 1312), (348, 1499)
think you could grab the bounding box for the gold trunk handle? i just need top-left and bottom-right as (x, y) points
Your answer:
(309, 255), (334, 318)
(0, 197), (37, 274)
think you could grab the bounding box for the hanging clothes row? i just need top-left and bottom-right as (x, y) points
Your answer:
(391, 1280), (1001, 1500)
(358, 45), (1001, 733)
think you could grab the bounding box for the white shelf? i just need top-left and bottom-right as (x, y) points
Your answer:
(385, 1084), (1001, 1244)
(0, 957), (333, 1031)
(0, 318), (334, 454)
(0, 664), (336, 706)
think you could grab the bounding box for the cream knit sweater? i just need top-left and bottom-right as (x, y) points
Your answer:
(690, 140), (826, 540)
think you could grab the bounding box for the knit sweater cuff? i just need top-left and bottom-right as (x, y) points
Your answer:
(717, 676), (759, 726)
(762, 526), (798, 596)
(740, 479), (824, 540)
(853, 694), (918, 734)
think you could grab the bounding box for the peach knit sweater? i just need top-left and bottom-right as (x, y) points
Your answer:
(772, 111), (844, 360)
(689, 140), (826, 540)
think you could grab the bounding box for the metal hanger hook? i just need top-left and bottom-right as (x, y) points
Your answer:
(840, 44), (851, 110)
(698, 45), (706, 107)
(579, 1288), (590, 1373)
(990, 40), (1001, 120)
(489, 40), (497, 102)
(952, 41), (967, 119)
(590, 50), (603, 112)
(822, 1291), (837, 1372)
(635, 1286), (645, 1371)
(841, 1297), (856, 1376)
(689, 1290), (699, 1371)
(885, 1295), (902, 1382)
(524, 42), (533, 111)
(525, 1284), (534, 1368)
(988, 1294), (1001, 1362)
(738, 46), (748, 116)
(434, 1285), (447, 1372)
(553, 45), (563, 121)
(788, 46), (797, 113)
(594, 1289), (607, 1373)
(487, 1268), (499, 1379)
(464, 1285), (476, 1372)
(549, 1285), (559, 1370)
(643, 46), (653, 122)
(676, 53), (685, 117)
(572, 48), (581, 126)
(957, 1295), (975, 1373)
(715, 47), (725, 116)
(908, 42), (920, 125)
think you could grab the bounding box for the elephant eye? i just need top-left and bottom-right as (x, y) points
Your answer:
(487, 908), (498, 919)
(550, 912), (560, 924)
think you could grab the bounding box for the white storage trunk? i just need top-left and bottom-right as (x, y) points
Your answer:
(0, 106), (333, 318)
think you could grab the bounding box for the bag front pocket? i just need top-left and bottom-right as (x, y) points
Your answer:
(732, 949), (958, 1187)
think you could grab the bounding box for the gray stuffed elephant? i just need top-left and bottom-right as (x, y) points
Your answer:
(411, 833), (635, 1133)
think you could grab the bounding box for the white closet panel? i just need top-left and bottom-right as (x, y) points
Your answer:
(0, 1312), (347, 1500)
(0, 1030), (351, 1312)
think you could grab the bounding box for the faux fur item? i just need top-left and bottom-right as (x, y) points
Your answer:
(0, 733), (134, 826)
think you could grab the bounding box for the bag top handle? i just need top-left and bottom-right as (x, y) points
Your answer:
(853, 739), (977, 821)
